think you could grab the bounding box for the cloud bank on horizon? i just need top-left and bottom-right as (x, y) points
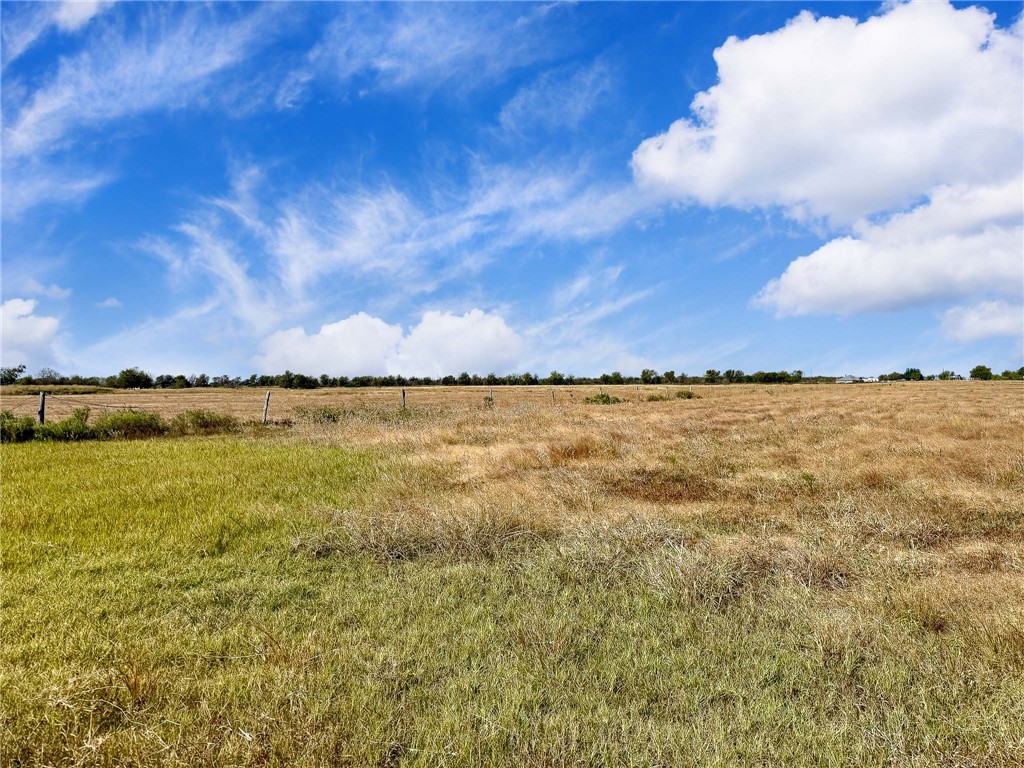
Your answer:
(2, 0), (1021, 378)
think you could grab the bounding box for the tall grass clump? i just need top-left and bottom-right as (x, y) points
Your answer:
(91, 410), (168, 439)
(168, 409), (240, 436)
(0, 410), (35, 443)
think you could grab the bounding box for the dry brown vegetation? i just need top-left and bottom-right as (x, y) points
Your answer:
(3, 381), (1023, 765)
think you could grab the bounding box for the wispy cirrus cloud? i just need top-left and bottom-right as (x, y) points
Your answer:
(1, 0), (114, 69)
(279, 3), (565, 107)
(499, 59), (614, 135)
(4, 5), (276, 161)
(141, 220), (283, 335)
(2, 4), (281, 218)
(196, 160), (654, 307)
(113, 154), (662, 377)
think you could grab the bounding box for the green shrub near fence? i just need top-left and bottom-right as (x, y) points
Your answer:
(0, 411), (36, 443)
(168, 409), (240, 436)
(91, 411), (169, 439)
(584, 392), (622, 405)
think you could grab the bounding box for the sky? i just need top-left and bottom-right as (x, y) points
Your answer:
(2, 0), (1022, 379)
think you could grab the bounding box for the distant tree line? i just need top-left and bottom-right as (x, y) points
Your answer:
(877, 365), (1024, 382)
(2, 363), (1020, 389)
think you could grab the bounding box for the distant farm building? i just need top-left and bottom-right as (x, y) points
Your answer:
(836, 375), (863, 384)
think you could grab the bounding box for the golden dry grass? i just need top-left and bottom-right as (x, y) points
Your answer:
(3, 381), (1023, 765)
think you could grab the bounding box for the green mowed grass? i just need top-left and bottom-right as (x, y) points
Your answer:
(2, 438), (1021, 766)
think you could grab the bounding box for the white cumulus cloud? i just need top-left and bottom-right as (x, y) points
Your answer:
(632, 0), (1023, 226)
(632, 0), (1023, 324)
(942, 301), (1023, 343)
(253, 313), (404, 376)
(254, 309), (524, 377)
(391, 309), (525, 377)
(753, 177), (1024, 315)
(1, 298), (60, 367)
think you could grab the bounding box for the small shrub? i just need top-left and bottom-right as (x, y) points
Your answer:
(168, 409), (239, 436)
(584, 393), (622, 405)
(646, 394), (670, 402)
(92, 410), (168, 439)
(35, 417), (96, 442)
(0, 410), (35, 443)
(675, 390), (700, 399)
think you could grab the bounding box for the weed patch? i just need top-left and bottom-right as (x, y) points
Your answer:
(91, 410), (168, 439)
(168, 409), (240, 436)
(584, 392), (622, 405)
(0, 410), (36, 443)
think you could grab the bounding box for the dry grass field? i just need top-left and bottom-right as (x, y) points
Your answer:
(2, 382), (1022, 766)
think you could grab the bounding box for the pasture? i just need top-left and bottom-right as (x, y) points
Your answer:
(2, 382), (1022, 766)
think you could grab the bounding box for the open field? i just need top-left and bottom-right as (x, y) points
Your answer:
(2, 382), (1023, 766)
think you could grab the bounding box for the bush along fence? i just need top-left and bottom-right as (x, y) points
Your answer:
(1, 407), (241, 444)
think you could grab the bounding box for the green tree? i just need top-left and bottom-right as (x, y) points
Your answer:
(1, 364), (26, 385)
(970, 365), (993, 380)
(704, 369), (720, 384)
(640, 369), (661, 384)
(662, 370), (676, 383)
(904, 368), (924, 381)
(115, 367), (154, 389)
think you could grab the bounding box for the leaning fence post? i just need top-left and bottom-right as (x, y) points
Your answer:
(262, 390), (271, 424)
(38, 391), (46, 424)
(551, 389), (555, 405)
(401, 388), (406, 409)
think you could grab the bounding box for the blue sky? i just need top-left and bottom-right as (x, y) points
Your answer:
(2, 0), (1022, 378)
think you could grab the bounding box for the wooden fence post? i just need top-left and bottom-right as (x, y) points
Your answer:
(37, 392), (46, 424)
(401, 388), (407, 409)
(262, 390), (271, 424)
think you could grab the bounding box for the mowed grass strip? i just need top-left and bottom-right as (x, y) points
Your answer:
(2, 435), (1023, 766)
